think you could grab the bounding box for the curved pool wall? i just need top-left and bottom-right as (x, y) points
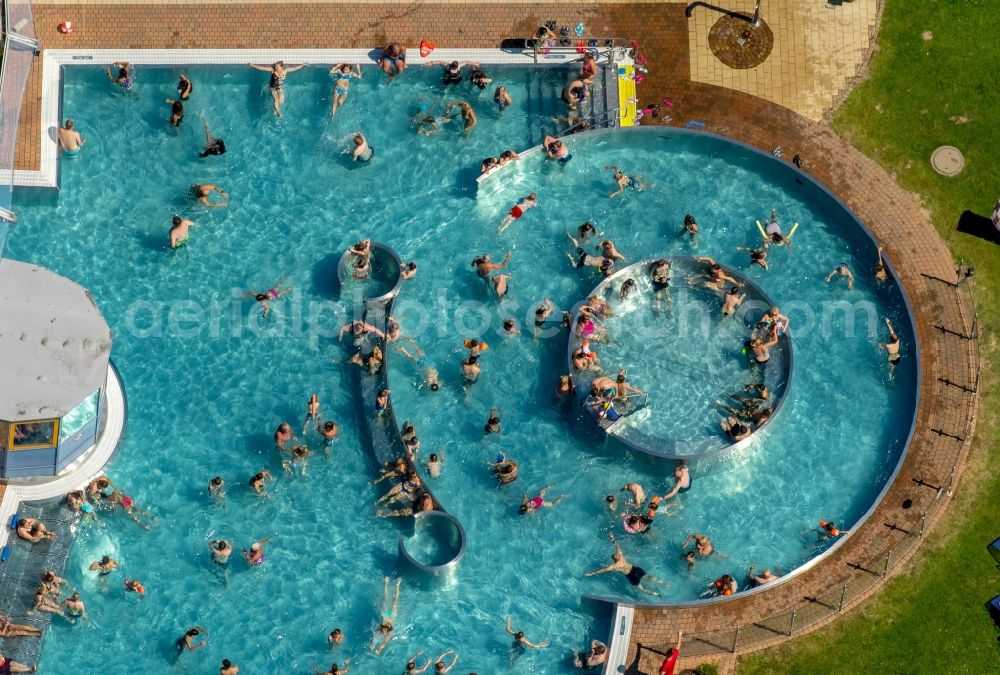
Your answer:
(567, 256), (792, 460)
(554, 128), (921, 611)
(398, 510), (468, 574)
(337, 241), (466, 573)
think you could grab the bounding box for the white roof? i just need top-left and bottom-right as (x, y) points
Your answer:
(0, 259), (111, 421)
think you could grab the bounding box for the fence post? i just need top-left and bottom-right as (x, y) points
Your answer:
(787, 609), (796, 636)
(838, 584), (848, 612)
(732, 625), (741, 653)
(882, 549), (892, 578)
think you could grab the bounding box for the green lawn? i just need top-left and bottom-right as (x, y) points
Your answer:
(739, 1), (1000, 673)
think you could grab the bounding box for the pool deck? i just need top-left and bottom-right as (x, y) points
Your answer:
(8, 2), (979, 674)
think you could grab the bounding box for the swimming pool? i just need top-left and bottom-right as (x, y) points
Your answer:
(9, 64), (915, 673)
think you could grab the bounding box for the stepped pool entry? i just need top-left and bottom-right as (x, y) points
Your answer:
(7, 63), (918, 672)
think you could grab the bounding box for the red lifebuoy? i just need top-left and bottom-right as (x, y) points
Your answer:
(57, 20), (73, 34)
(576, 40), (587, 54)
(419, 40), (435, 57)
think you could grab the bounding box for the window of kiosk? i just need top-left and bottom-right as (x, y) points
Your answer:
(9, 420), (59, 450)
(59, 390), (100, 443)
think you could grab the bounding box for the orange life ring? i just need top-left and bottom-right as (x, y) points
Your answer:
(420, 40), (435, 57)
(576, 40), (587, 54)
(57, 21), (73, 34)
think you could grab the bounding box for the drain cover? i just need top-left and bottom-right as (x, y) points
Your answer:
(930, 146), (964, 176)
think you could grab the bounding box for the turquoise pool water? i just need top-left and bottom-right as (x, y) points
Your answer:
(9, 65), (915, 673)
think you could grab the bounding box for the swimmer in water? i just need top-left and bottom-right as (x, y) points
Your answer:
(372, 577), (402, 654)
(879, 317), (902, 368)
(424, 368), (442, 392)
(619, 277), (637, 301)
(703, 574), (738, 597)
(543, 135), (571, 163)
(403, 651), (430, 673)
(249, 470), (274, 496)
(682, 533), (714, 557)
(177, 626), (208, 652)
(825, 263), (855, 290)
(505, 616), (549, 649)
(62, 593), (89, 622)
(566, 222), (602, 248)
(491, 273), (511, 299)
(722, 286), (746, 316)
(89, 554), (118, 576)
(243, 280), (293, 318)
(662, 461), (691, 499)
(748, 564), (779, 586)
(352, 133), (374, 162)
(58, 119), (86, 155)
(472, 250), (512, 278)
(737, 244), (769, 271)
(192, 183), (228, 207)
(105, 61), (134, 91)
(242, 538), (270, 566)
(498, 193), (538, 234)
(721, 416), (752, 441)
(484, 408), (502, 434)
(494, 85), (512, 112)
(177, 73), (193, 100)
(518, 485), (566, 515)
(432, 649), (460, 673)
(199, 121), (226, 158)
(692, 257), (737, 291)
(445, 101), (477, 132)
(620, 482), (645, 508)
(606, 165), (645, 197)
(249, 60), (309, 117)
(329, 63), (362, 116)
(649, 259), (672, 310)
(585, 532), (664, 596)
(555, 373), (576, 398)
(573, 639), (607, 669)
(680, 214), (699, 239)
(874, 245), (889, 283)
(169, 216), (195, 249)
(282, 445), (313, 475)
(165, 97), (185, 127)
(209, 539), (232, 564)
(760, 209), (793, 247)
(274, 422), (294, 450)
(461, 354), (481, 382)
(423, 452), (443, 478)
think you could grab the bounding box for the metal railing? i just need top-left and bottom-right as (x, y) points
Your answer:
(524, 36), (630, 64)
(637, 272), (979, 660)
(0, 0), (39, 258)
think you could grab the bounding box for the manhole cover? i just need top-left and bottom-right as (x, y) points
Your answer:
(708, 15), (774, 69)
(930, 146), (964, 176)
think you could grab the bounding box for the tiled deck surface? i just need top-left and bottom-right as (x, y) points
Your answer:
(9, 3), (978, 675)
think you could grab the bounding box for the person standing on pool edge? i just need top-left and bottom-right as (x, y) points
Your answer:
(249, 61), (309, 117)
(658, 630), (683, 675)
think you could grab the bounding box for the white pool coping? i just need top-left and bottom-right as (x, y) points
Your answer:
(20, 47), (607, 189)
(603, 603), (634, 675)
(0, 365), (124, 548)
